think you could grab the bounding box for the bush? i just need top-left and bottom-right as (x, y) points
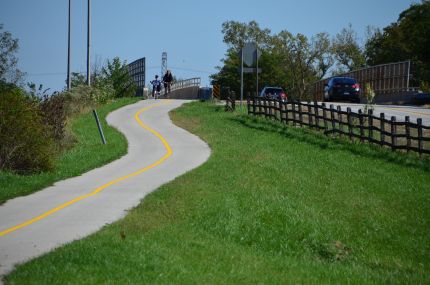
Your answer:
(0, 83), (55, 173)
(39, 92), (67, 143)
(102, 57), (137, 98)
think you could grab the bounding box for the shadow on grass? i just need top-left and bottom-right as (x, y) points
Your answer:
(229, 114), (430, 172)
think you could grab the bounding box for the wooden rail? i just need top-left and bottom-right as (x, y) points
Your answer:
(247, 96), (430, 155)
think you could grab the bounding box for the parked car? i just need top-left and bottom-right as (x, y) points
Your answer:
(259, 86), (288, 101)
(324, 77), (360, 103)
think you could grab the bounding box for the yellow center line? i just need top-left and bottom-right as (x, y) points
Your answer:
(0, 100), (172, 237)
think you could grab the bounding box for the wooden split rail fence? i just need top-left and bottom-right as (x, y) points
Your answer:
(247, 96), (430, 155)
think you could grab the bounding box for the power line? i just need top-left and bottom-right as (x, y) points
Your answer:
(27, 72), (85, 76)
(168, 66), (214, 74)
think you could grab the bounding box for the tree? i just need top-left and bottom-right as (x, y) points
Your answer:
(212, 21), (273, 95)
(0, 24), (24, 84)
(311, 33), (334, 80)
(102, 57), (136, 98)
(365, 0), (430, 89)
(332, 24), (366, 73)
(211, 21), (337, 99)
(271, 31), (335, 98)
(70, 72), (86, 88)
(221, 20), (271, 51)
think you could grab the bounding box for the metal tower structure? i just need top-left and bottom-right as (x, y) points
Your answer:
(161, 52), (167, 78)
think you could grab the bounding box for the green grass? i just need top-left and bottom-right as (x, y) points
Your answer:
(0, 97), (140, 204)
(5, 101), (430, 284)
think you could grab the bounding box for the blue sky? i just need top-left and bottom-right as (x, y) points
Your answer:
(0, 0), (418, 92)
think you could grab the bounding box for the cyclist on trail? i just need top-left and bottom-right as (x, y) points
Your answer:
(150, 75), (162, 99)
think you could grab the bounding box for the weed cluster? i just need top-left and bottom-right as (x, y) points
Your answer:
(0, 55), (137, 174)
(0, 83), (55, 172)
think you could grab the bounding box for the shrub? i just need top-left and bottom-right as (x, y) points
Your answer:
(62, 85), (95, 116)
(0, 83), (55, 173)
(102, 57), (136, 98)
(39, 92), (67, 143)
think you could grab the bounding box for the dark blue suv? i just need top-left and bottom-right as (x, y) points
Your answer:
(324, 77), (360, 103)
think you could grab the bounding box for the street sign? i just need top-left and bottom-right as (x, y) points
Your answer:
(242, 42), (260, 66)
(240, 42), (261, 107)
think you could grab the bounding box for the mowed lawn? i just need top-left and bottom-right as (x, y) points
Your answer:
(6, 101), (430, 284)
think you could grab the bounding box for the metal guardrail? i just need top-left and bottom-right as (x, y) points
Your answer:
(170, 78), (201, 92)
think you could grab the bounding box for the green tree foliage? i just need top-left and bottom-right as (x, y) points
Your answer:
(271, 31), (334, 98)
(0, 24), (24, 84)
(211, 21), (336, 99)
(332, 24), (366, 73)
(68, 57), (135, 101)
(102, 57), (136, 98)
(70, 72), (87, 88)
(0, 83), (55, 173)
(365, 0), (430, 89)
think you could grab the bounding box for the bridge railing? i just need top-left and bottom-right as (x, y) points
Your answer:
(308, 61), (419, 101)
(170, 78), (201, 92)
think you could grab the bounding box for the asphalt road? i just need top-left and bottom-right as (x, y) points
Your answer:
(320, 102), (430, 125)
(0, 99), (210, 280)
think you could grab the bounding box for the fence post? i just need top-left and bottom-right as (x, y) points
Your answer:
(298, 102), (303, 127)
(368, 109), (374, 143)
(347, 107), (353, 140)
(285, 101), (289, 125)
(247, 92), (251, 114)
(263, 98), (267, 118)
(253, 96), (257, 116)
(278, 97), (283, 122)
(391, 116), (397, 151)
(380, 113), (385, 147)
(292, 101), (296, 126)
(322, 103), (328, 132)
(330, 104), (336, 134)
(405, 116), (411, 152)
(314, 101), (320, 130)
(257, 97), (261, 116)
(268, 99), (273, 119)
(358, 109), (364, 142)
(417, 118), (423, 155)
(307, 102), (313, 128)
(337, 106), (343, 135)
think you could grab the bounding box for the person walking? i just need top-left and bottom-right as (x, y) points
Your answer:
(162, 70), (173, 96)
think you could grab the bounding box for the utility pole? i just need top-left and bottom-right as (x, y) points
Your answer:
(67, 0), (71, 91)
(86, 0), (91, 86)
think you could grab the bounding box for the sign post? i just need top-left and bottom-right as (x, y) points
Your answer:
(240, 42), (261, 104)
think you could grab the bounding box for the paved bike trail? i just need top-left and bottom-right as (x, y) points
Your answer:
(0, 99), (210, 280)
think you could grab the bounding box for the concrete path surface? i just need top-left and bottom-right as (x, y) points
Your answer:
(0, 99), (210, 280)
